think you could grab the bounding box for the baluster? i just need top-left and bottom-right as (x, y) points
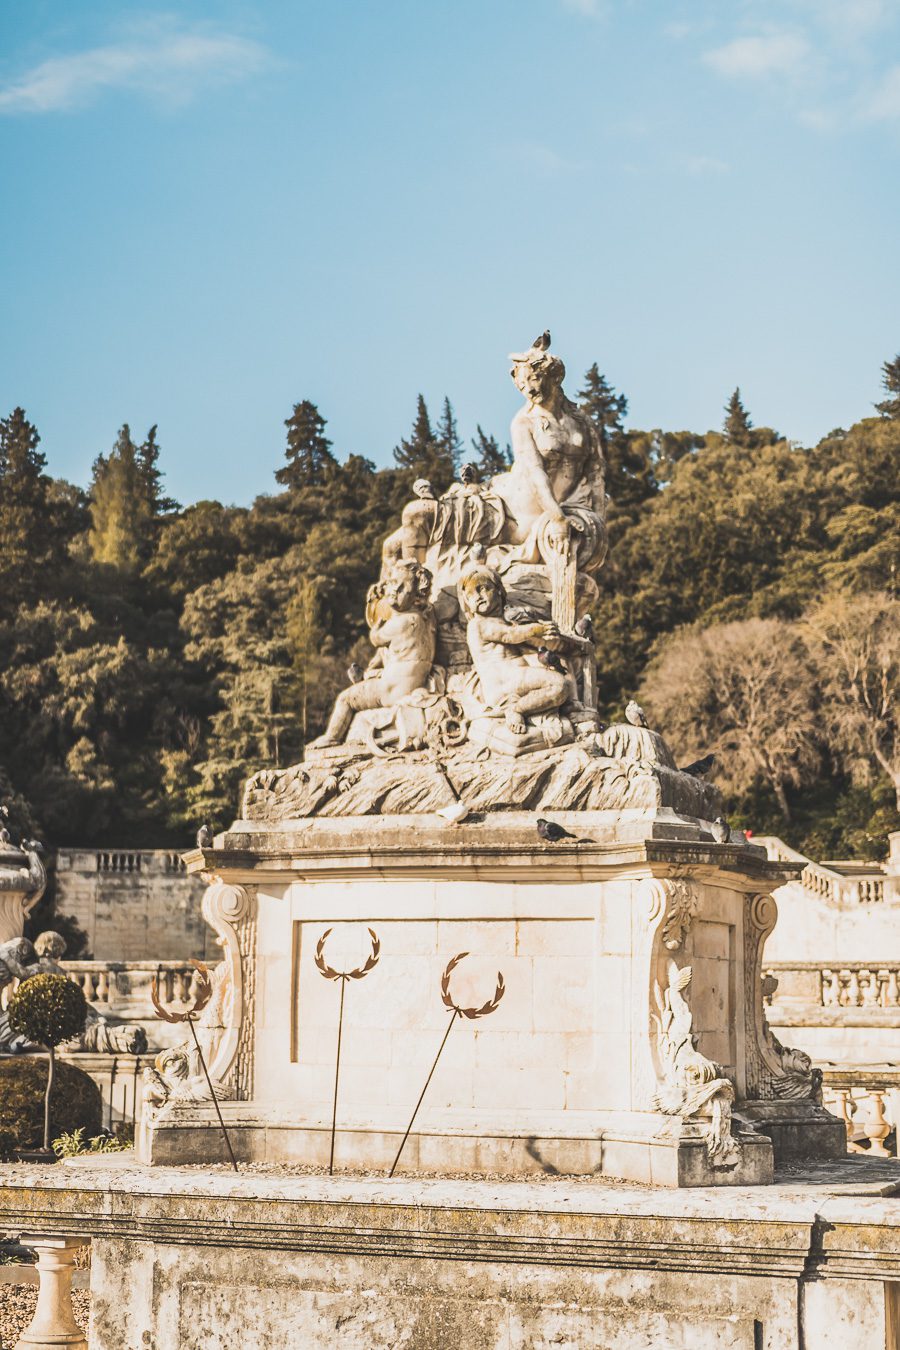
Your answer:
(821, 969), (838, 1006)
(95, 970), (109, 1002)
(887, 970), (900, 1006)
(834, 1090), (856, 1147)
(860, 969), (878, 1006)
(80, 973), (93, 999)
(838, 970), (852, 1006)
(178, 969), (192, 1001)
(841, 970), (860, 1006)
(863, 1090), (891, 1157)
(877, 969), (890, 1007)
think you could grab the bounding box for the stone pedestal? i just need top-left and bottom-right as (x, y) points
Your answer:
(14, 1236), (87, 1350)
(142, 812), (844, 1185)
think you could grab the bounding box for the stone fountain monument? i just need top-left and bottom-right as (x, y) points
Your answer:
(143, 332), (843, 1185)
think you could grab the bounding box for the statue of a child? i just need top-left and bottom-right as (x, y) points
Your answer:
(308, 559), (437, 748)
(460, 565), (569, 734)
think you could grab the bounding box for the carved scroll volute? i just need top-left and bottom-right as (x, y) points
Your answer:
(632, 878), (699, 1110)
(743, 891), (782, 1096)
(200, 881), (257, 1093)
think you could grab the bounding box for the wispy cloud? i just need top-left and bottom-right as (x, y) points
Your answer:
(682, 154), (731, 176)
(703, 32), (811, 81)
(0, 20), (270, 114)
(560, 0), (609, 18)
(861, 63), (900, 121)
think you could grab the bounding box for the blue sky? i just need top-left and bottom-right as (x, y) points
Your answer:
(1, 1), (898, 506)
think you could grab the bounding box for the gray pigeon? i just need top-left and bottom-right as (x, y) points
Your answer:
(347, 663), (364, 684)
(196, 824), (213, 849)
(625, 700), (648, 728)
(574, 614), (595, 643)
(533, 330), (551, 351)
(710, 817), (730, 844)
(537, 818), (576, 843)
(538, 646), (566, 675)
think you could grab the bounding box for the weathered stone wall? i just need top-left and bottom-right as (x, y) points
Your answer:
(55, 850), (211, 960)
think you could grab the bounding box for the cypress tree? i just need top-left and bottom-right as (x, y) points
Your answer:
(723, 388), (754, 447)
(88, 425), (152, 570)
(875, 353), (900, 419)
(137, 425), (179, 515)
(578, 364), (628, 453)
(276, 401), (337, 489)
(0, 407), (53, 607)
(435, 397), (463, 477)
(392, 394), (455, 488)
(470, 425), (511, 479)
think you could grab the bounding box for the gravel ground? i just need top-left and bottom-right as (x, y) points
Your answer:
(0, 1284), (90, 1344)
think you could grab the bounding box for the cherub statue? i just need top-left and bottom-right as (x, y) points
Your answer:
(142, 1046), (235, 1114)
(308, 559), (437, 748)
(460, 565), (569, 734)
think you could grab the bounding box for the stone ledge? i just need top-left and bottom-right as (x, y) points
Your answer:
(2, 1160), (900, 1282)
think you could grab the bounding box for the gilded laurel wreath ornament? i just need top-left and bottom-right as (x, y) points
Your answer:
(151, 959), (213, 1023)
(315, 927), (381, 982)
(440, 951), (506, 1019)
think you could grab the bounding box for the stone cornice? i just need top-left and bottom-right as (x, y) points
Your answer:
(183, 835), (799, 890)
(2, 1169), (898, 1281)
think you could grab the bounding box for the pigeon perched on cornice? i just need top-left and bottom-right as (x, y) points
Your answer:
(196, 824), (213, 850)
(574, 614), (594, 643)
(710, 817), (730, 844)
(680, 754), (716, 778)
(537, 818), (576, 843)
(625, 700), (648, 728)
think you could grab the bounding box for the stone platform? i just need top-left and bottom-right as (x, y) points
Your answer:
(2, 1157), (900, 1348)
(141, 810), (847, 1188)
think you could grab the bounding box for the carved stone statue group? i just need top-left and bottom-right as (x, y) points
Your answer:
(242, 333), (720, 820)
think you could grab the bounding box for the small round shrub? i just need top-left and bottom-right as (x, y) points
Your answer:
(0, 1058), (102, 1160)
(7, 973), (88, 1048)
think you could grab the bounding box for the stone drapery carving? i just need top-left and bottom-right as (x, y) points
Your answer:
(652, 959), (742, 1168)
(744, 892), (819, 1101)
(199, 880), (257, 1096)
(241, 333), (726, 822)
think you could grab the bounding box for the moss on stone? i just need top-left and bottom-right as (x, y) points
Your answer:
(0, 1057), (101, 1160)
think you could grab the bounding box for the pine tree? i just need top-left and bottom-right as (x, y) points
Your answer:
(875, 353), (900, 419)
(435, 397), (463, 477)
(723, 388), (754, 446)
(578, 364), (628, 453)
(392, 395), (455, 488)
(470, 425), (511, 479)
(275, 401), (337, 489)
(88, 425), (153, 570)
(0, 408), (54, 608)
(137, 425), (179, 515)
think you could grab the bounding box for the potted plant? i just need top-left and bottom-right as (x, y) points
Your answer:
(7, 973), (88, 1163)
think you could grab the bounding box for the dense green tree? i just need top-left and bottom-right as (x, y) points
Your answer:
(275, 401), (337, 490)
(578, 364), (628, 452)
(875, 353), (900, 419)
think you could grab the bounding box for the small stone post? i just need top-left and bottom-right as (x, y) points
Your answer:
(15, 1236), (88, 1350)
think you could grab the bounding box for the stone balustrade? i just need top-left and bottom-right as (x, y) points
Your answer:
(60, 959), (201, 1011)
(765, 961), (900, 1010)
(756, 837), (889, 906)
(822, 1066), (900, 1159)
